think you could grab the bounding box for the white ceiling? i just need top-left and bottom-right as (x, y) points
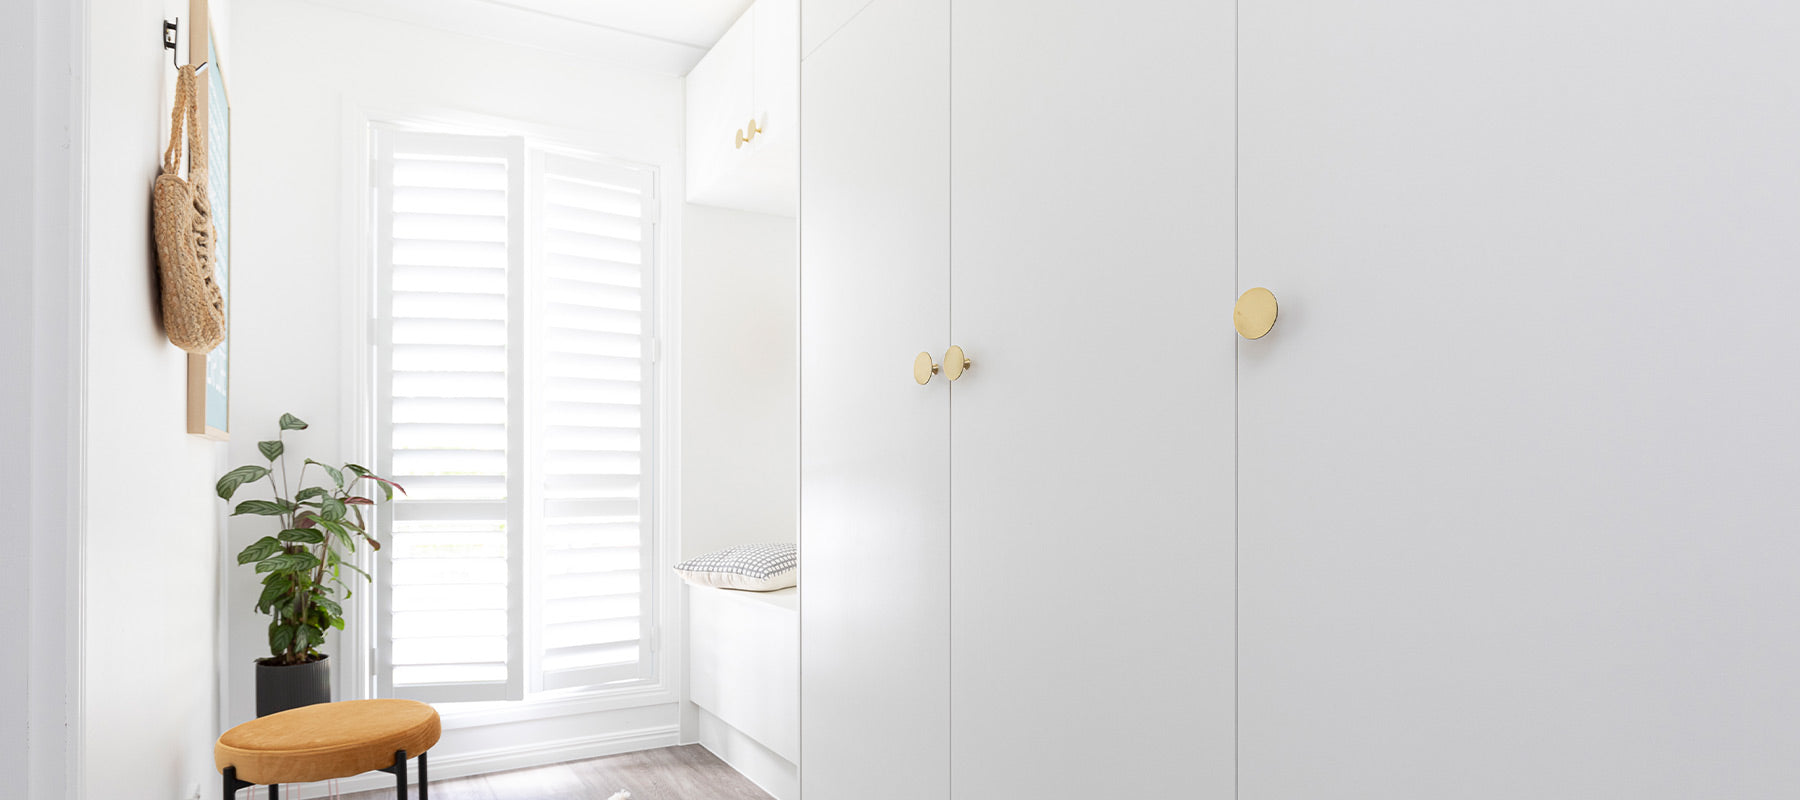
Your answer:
(304, 0), (756, 75)
(479, 0), (757, 49)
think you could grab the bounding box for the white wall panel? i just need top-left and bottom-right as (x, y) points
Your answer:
(681, 204), (798, 561)
(81, 2), (231, 797)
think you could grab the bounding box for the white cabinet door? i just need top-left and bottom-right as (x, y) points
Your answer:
(685, 12), (754, 208)
(747, 0), (798, 215)
(799, 0), (950, 797)
(1238, 2), (1800, 797)
(800, 0), (869, 59)
(688, 0), (798, 216)
(947, 1), (1237, 796)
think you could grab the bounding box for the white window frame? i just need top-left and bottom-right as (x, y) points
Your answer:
(335, 104), (683, 725)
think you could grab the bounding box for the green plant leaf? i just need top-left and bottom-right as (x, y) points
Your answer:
(339, 561), (372, 581)
(314, 596), (342, 617)
(344, 496), (375, 506)
(257, 440), (284, 461)
(330, 617), (346, 631)
(320, 496), (347, 522)
(358, 474), (404, 501)
(257, 574), (292, 613)
(232, 499), (290, 517)
(295, 486), (329, 503)
(279, 413), (309, 431)
(269, 622), (297, 655)
(305, 459), (345, 489)
(215, 465), (271, 500)
(277, 528), (325, 544)
(345, 463), (371, 477)
(255, 552), (321, 574)
(237, 536), (282, 565)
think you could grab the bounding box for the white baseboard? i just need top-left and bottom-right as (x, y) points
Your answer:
(287, 724), (680, 799)
(697, 708), (797, 800)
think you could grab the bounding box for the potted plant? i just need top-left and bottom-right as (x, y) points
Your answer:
(216, 413), (405, 716)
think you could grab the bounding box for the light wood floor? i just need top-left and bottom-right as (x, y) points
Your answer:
(341, 745), (774, 800)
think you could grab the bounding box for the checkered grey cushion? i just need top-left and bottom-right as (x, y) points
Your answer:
(674, 543), (798, 592)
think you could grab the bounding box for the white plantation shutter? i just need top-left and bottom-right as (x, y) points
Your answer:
(371, 129), (658, 702)
(374, 130), (528, 702)
(530, 154), (658, 690)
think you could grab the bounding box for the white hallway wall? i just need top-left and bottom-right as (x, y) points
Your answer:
(225, 0), (684, 763)
(676, 202), (798, 785)
(0, 2), (37, 792)
(679, 204), (798, 561)
(84, 0), (235, 798)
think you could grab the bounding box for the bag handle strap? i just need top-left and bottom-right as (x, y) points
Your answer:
(162, 66), (209, 180)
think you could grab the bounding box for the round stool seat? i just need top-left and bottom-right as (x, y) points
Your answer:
(215, 699), (441, 785)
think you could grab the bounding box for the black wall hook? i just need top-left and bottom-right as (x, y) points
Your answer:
(164, 18), (180, 68)
(162, 17), (210, 74)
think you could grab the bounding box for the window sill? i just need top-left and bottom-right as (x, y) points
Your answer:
(437, 681), (679, 730)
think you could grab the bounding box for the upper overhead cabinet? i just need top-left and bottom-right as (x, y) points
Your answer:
(686, 0), (798, 217)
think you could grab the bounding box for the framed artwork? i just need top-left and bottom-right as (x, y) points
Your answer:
(186, 0), (230, 439)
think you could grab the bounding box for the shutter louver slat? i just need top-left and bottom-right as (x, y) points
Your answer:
(546, 254), (642, 288)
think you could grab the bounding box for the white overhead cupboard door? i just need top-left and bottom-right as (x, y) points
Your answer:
(1237, 2), (1800, 797)
(798, 0), (951, 798)
(946, 0), (1236, 797)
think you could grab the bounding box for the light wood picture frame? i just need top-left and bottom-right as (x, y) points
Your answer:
(185, 0), (230, 439)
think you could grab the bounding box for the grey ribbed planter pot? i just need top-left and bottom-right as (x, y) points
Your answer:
(255, 656), (330, 717)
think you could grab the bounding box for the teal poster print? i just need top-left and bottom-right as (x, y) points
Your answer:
(202, 32), (230, 435)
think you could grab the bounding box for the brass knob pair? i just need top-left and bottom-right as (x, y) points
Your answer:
(914, 345), (971, 385)
(735, 118), (764, 149)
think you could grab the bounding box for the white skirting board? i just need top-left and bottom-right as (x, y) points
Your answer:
(698, 707), (797, 800)
(283, 724), (680, 799)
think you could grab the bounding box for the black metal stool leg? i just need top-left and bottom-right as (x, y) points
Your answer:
(222, 767), (252, 799)
(379, 749), (410, 798)
(419, 750), (429, 800)
(269, 783), (280, 800)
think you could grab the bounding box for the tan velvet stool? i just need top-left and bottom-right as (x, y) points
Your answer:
(215, 699), (441, 798)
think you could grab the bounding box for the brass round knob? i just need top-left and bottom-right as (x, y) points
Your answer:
(942, 345), (970, 381)
(1234, 287), (1278, 339)
(914, 351), (940, 385)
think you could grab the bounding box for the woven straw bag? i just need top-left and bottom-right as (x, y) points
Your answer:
(153, 65), (226, 354)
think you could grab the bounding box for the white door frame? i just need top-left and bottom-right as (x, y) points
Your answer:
(23, 0), (89, 797)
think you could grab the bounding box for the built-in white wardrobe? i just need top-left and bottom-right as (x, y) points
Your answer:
(799, 0), (1800, 797)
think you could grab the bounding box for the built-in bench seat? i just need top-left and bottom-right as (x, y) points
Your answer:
(689, 584), (798, 799)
